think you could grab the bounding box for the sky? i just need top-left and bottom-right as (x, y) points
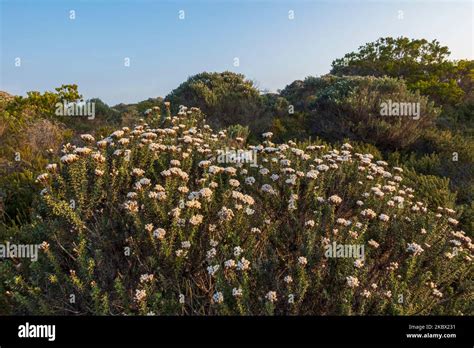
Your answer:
(1, 0), (473, 105)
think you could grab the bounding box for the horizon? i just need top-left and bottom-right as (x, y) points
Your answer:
(1, 0), (473, 105)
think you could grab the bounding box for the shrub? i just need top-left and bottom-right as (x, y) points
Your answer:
(281, 75), (439, 150)
(165, 71), (263, 130)
(2, 107), (472, 315)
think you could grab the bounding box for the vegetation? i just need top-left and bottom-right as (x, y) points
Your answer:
(0, 36), (472, 315)
(1, 108), (471, 315)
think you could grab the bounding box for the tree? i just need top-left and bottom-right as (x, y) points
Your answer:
(331, 37), (472, 106)
(280, 75), (439, 150)
(8, 84), (82, 118)
(165, 72), (263, 129)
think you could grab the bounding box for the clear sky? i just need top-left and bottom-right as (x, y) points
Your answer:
(1, 0), (472, 105)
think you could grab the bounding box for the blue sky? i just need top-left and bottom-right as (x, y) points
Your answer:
(1, 0), (472, 105)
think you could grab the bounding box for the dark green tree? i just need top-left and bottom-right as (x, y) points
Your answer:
(331, 37), (472, 106)
(165, 71), (263, 129)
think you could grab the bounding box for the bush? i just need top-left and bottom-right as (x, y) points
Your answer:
(2, 107), (471, 315)
(281, 75), (439, 150)
(165, 71), (264, 130)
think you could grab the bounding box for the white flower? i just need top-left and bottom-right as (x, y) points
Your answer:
(224, 259), (236, 269)
(207, 248), (217, 259)
(346, 276), (360, 288)
(336, 218), (351, 226)
(207, 265), (220, 276)
(175, 249), (188, 257)
(134, 289), (147, 302)
(178, 186), (189, 194)
(140, 273), (154, 283)
(298, 256), (308, 266)
(261, 184), (277, 195)
(245, 176), (256, 185)
(124, 200), (139, 213)
(265, 291), (277, 303)
(328, 195), (342, 205)
(153, 228), (166, 239)
(139, 178), (151, 186)
(378, 214), (390, 222)
(229, 179), (240, 187)
(361, 209), (376, 219)
(368, 239), (380, 249)
(111, 130), (124, 138)
(198, 160), (211, 168)
(132, 168), (145, 177)
(199, 187), (213, 201)
(170, 159), (181, 167)
(374, 190), (385, 198)
(354, 259), (364, 268)
(306, 170), (319, 179)
(232, 287), (243, 297)
(60, 154), (79, 164)
(224, 167), (237, 175)
(218, 207), (235, 221)
(213, 291), (224, 304)
(36, 173), (49, 183)
(237, 257), (250, 271)
(74, 147), (92, 156)
(262, 132), (273, 138)
(406, 242), (424, 256)
(284, 275), (293, 284)
(448, 218), (459, 226)
(316, 164), (329, 172)
(46, 163), (57, 172)
(189, 214), (204, 226)
(80, 134), (95, 142)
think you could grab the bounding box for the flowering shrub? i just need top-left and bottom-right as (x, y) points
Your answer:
(4, 107), (472, 315)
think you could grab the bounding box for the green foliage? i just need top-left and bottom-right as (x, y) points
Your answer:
(0, 36), (472, 315)
(7, 84), (82, 119)
(1, 108), (471, 315)
(281, 75), (439, 150)
(0, 86), (119, 225)
(331, 37), (473, 107)
(165, 71), (264, 130)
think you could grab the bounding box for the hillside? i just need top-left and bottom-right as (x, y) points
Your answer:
(1, 107), (471, 315)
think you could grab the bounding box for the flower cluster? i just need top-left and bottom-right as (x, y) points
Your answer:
(15, 106), (473, 316)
